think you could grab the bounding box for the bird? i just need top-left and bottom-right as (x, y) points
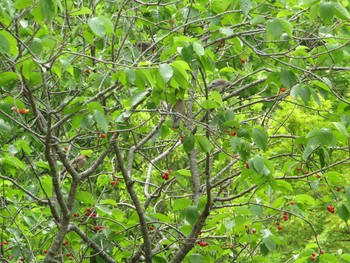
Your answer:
(61, 155), (88, 174)
(207, 79), (230, 92)
(172, 99), (186, 130)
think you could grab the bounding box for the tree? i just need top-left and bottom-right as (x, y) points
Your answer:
(1, 0), (350, 262)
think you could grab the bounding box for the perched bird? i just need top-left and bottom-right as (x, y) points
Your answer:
(207, 79), (230, 92)
(172, 99), (186, 130)
(61, 155), (88, 174)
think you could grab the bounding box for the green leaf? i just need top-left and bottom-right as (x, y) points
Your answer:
(193, 41), (205, 56)
(30, 38), (43, 56)
(185, 206), (199, 225)
(250, 15), (265, 25)
(196, 135), (212, 153)
(325, 171), (342, 185)
(0, 119), (12, 134)
(253, 155), (264, 173)
(266, 19), (283, 40)
(252, 128), (268, 151)
(76, 191), (96, 204)
(152, 212), (171, 223)
(333, 122), (348, 137)
(98, 16), (114, 35)
(0, 34), (10, 55)
(40, 0), (56, 20)
(96, 204), (113, 216)
(190, 254), (203, 263)
(338, 203), (350, 223)
(181, 45), (193, 64)
(277, 18), (293, 37)
(264, 236), (277, 252)
(88, 17), (106, 38)
(201, 100), (220, 109)
(183, 133), (195, 153)
(345, 187), (350, 206)
(317, 128), (337, 146)
(159, 64), (173, 84)
(0, 72), (17, 86)
(241, 0), (252, 16)
(171, 61), (190, 89)
(1, 156), (26, 170)
(333, 2), (350, 20)
(173, 198), (192, 211)
(93, 110), (108, 133)
(130, 90), (149, 107)
(319, 2), (334, 24)
(15, 0), (32, 9)
(70, 7), (92, 16)
(320, 253), (342, 262)
(280, 69), (297, 89)
(294, 194), (316, 205)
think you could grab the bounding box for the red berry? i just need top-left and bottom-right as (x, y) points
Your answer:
(149, 226), (154, 231)
(85, 212), (91, 217)
(244, 224), (249, 229)
(163, 172), (169, 176)
(86, 208), (91, 213)
(7, 255), (11, 260)
(240, 58), (246, 64)
(63, 241), (68, 246)
(161, 175), (166, 179)
(20, 258), (25, 262)
(311, 256), (316, 261)
(337, 187), (341, 192)
(2, 241), (7, 245)
(275, 221), (280, 226)
(66, 253), (71, 257)
(111, 181), (115, 185)
(283, 215), (288, 221)
(85, 69), (90, 75)
(231, 131), (237, 136)
(327, 205), (335, 213)
(251, 228), (257, 234)
(296, 167), (302, 171)
(64, 146), (69, 151)
(315, 174), (321, 178)
(304, 171), (309, 175)
(100, 133), (106, 139)
(196, 241), (209, 247)
(277, 225), (282, 231)
(168, 169), (173, 173)
(94, 225), (100, 232)
(312, 252), (316, 257)
(280, 87), (286, 92)
(69, 257), (74, 261)
(245, 162), (249, 169)
(290, 201), (295, 205)
(73, 213), (79, 218)
(44, 250), (48, 254)
(283, 211), (288, 215)
(91, 213), (97, 218)
(320, 250), (325, 254)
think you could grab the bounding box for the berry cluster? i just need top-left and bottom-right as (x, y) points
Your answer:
(161, 170), (173, 180)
